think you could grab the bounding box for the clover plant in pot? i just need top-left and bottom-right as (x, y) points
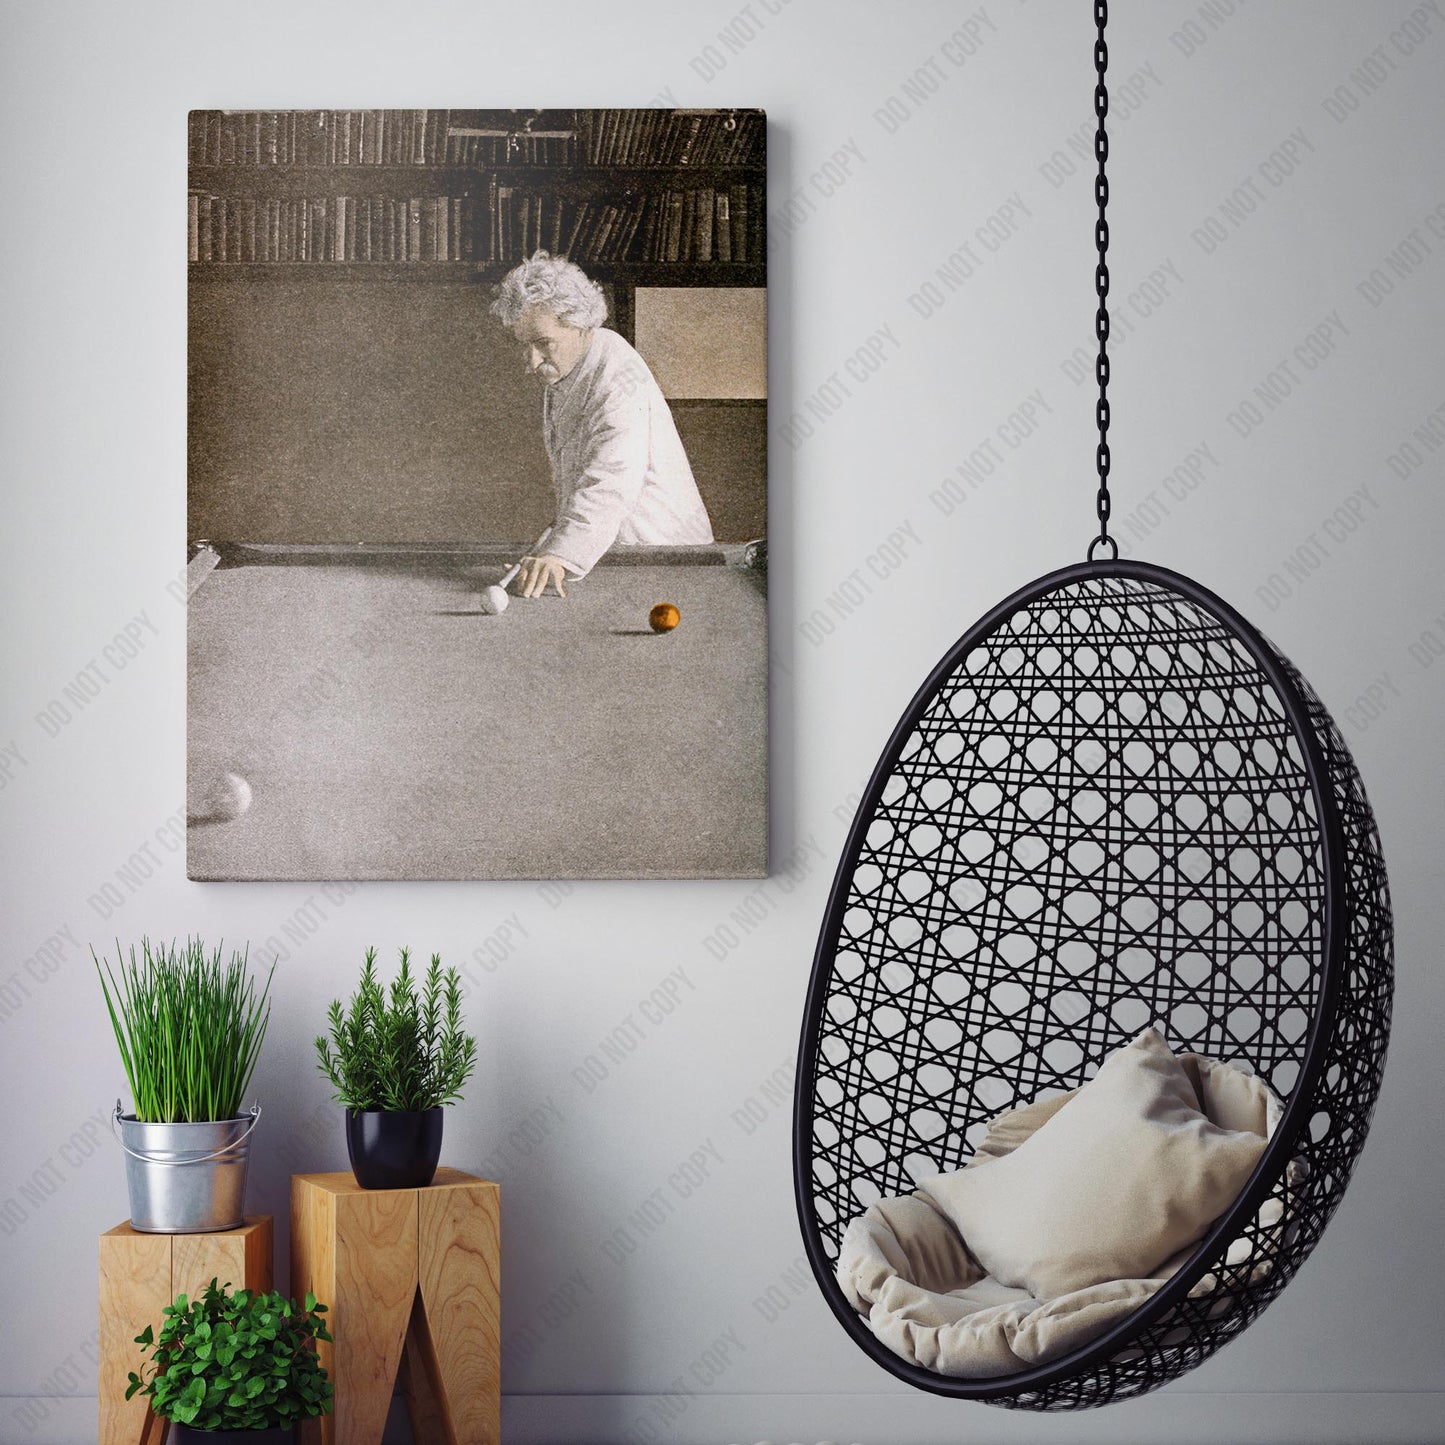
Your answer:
(127, 1277), (332, 1442)
(315, 948), (477, 1189)
(97, 939), (273, 1233)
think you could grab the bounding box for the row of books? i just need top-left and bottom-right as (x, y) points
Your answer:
(187, 109), (765, 171)
(188, 186), (763, 267)
(189, 110), (451, 168)
(492, 184), (759, 265)
(187, 194), (478, 263)
(578, 110), (765, 169)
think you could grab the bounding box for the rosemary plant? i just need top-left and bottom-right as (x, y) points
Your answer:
(315, 948), (477, 1112)
(96, 939), (273, 1123)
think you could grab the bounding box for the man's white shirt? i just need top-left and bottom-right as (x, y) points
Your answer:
(540, 327), (714, 575)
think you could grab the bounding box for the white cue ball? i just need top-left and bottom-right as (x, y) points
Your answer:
(481, 585), (510, 616)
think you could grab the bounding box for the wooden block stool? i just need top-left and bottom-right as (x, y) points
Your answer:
(99, 1215), (273, 1445)
(291, 1169), (499, 1445)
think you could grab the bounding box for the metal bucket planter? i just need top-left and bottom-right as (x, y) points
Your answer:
(114, 1102), (260, 1233)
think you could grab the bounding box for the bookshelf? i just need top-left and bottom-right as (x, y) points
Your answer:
(187, 108), (767, 290)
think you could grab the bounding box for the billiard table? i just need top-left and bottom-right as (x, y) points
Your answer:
(187, 542), (767, 880)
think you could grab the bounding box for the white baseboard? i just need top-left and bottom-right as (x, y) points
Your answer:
(6, 1392), (1442, 1445)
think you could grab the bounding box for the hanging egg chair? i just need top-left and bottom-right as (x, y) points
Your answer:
(792, 3), (1393, 1411)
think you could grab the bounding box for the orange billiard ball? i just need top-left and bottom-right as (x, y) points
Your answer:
(649, 603), (680, 633)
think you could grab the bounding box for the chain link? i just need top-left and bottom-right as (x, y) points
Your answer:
(1088, 0), (1117, 562)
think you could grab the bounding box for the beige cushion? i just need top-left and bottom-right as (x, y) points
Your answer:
(920, 1029), (1268, 1299)
(837, 1042), (1291, 1378)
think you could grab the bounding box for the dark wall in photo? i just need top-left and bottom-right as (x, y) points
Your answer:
(189, 280), (550, 544)
(189, 281), (766, 544)
(673, 402), (766, 544)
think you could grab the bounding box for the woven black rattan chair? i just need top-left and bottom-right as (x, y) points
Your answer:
(793, 559), (1393, 1408)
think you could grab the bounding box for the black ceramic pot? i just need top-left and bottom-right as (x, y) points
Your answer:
(171, 1426), (293, 1444)
(345, 1107), (444, 1189)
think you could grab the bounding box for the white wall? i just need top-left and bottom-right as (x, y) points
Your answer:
(2, 3), (1442, 1442)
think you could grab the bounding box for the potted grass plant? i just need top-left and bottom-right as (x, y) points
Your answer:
(127, 1277), (332, 1442)
(97, 938), (273, 1233)
(314, 948), (476, 1189)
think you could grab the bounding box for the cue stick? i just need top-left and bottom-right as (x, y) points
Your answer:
(498, 526), (556, 590)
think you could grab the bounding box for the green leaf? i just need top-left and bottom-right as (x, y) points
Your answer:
(128, 1278), (336, 1427)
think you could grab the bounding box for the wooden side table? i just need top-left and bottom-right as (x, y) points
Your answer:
(99, 1215), (273, 1445)
(291, 1169), (500, 1445)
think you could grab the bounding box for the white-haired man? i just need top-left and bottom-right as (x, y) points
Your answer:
(490, 251), (714, 599)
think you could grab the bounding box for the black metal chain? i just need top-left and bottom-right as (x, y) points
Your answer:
(1088, 0), (1117, 562)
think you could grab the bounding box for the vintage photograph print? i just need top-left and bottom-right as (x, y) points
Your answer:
(187, 108), (767, 880)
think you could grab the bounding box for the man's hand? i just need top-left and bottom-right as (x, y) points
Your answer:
(514, 553), (570, 599)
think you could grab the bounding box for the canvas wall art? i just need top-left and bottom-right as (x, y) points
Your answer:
(186, 107), (768, 880)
